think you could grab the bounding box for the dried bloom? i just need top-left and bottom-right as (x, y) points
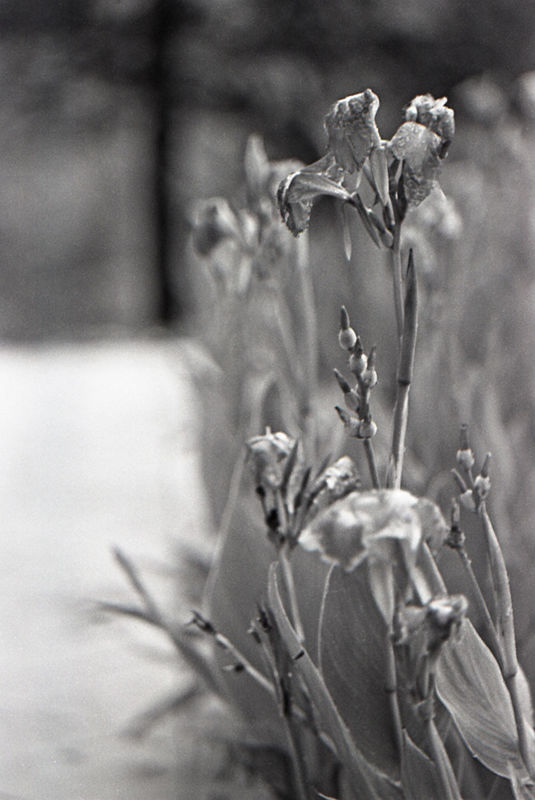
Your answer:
(247, 429), (297, 492)
(395, 594), (468, 674)
(389, 122), (443, 207)
(404, 94), (455, 154)
(324, 89), (382, 173)
(307, 455), (361, 520)
(277, 153), (352, 235)
(299, 489), (445, 572)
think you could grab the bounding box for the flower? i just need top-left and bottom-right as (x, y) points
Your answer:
(389, 95), (455, 208)
(277, 89), (383, 236)
(307, 455), (361, 519)
(404, 94), (455, 155)
(247, 429), (296, 492)
(299, 489), (447, 572)
(324, 89), (382, 172)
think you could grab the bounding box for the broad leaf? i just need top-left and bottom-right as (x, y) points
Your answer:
(206, 501), (330, 740)
(267, 563), (402, 800)
(435, 618), (523, 778)
(206, 506), (282, 741)
(318, 563), (400, 777)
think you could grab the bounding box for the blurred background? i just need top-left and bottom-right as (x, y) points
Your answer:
(3, 0), (535, 797)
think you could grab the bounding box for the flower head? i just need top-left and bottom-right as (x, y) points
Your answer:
(247, 429), (297, 493)
(404, 94), (455, 154)
(324, 89), (382, 172)
(299, 489), (447, 572)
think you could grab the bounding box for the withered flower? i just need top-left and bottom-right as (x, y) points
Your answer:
(324, 89), (382, 172)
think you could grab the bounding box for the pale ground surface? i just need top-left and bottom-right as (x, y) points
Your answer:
(0, 338), (212, 800)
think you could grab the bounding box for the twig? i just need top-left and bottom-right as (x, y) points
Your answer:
(190, 610), (275, 698)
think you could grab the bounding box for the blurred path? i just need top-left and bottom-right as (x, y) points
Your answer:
(0, 339), (209, 800)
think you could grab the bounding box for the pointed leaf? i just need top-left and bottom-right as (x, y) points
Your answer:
(401, 732), (444, 800)
(435, 618), (523, 778)
(319, 563), (399, 776)
(206, 504), (282, 741)
(267, 563), (401, 800)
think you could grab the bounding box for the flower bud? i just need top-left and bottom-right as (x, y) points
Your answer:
(357, 418), (377, 439)
(360, 368), (378, 388)
(456, 448), (475, 470)
(338, 327), (357, 350)
(349, 340), (367, 376)
(247, 429), (296, 492)
(335, 405), (361, 437)
(459, 489), (476, 512)
(474, 474), (491, 501)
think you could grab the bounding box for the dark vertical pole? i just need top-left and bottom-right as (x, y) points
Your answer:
(153, 0), (177, 324)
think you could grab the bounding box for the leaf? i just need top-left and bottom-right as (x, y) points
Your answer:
(267, 563), (402, 800)
(206, 504), (282, 742)
(435, 618), (523, 778)
(401, 731), (444, 800)
(318, 563), (400, 777)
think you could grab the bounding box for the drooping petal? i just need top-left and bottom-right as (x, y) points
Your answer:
(277, 154), (352, 235)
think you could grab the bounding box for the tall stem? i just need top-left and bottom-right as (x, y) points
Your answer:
(364, 437), (380, 489)
(387, 251), (418, 489)
(279, 542), (305, 644)
(426, 715), (463, 800)
(390, 225), (404, 341)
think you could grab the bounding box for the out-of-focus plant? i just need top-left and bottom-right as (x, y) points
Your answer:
(108, 90), (535, 799)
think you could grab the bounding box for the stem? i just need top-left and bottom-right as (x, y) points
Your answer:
(364, 437), (381, 489)
(426, 715), (463, 800)
(296, 232), (318, 399)
(385, 632), (403, 756)
(388, 384), (410, 490)
(283, 714), (310, 800)
(455, 545), (503, 669)
(212, 629), (277, 697)
(387, 252), (418, 489)
(390, 225), (404, 341)
(279, 542), (305, 644)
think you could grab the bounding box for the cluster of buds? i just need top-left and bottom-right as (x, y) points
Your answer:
(452, 423), (492, 512)
(334, 306), (378, 440)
